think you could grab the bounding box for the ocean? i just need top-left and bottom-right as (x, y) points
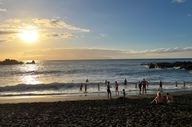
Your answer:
(0, 59), (192, 96)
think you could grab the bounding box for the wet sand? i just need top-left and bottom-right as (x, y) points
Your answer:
(0, 93), (192, 127)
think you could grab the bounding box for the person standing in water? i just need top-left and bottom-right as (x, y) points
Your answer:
(84, 79), (88, 96)
(80, 83), (83, 91)
(98, 83), (100, 91)
(86, 79), (89, 83)
(107, 81), (112, 99)
(141, 79), (148, 94)
(124, 78), (127, 85)
(138, 81), (142, 95)
(84, 84), (87, 96)
(159, 80), (163, 92)
(115, 81), (119, 96)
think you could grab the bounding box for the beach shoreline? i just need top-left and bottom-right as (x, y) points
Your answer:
(0, 90), (192, 104)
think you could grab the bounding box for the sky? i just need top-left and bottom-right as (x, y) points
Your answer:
(0, 0), (192, 60)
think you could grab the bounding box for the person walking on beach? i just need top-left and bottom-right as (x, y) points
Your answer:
(124, 78), (127, 85)
(141, 79), (148, 94)
(107, 81), (112, 99)
(138, 81), (142, 95)
(115, 81), (119, 96)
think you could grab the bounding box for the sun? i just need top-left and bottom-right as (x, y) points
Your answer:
(17, 26), (39, 43)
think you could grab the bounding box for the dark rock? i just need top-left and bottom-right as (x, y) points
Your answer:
(26, 60), (35, 64)
(0, 59), (23, 65)
(144, 61), (192, 70)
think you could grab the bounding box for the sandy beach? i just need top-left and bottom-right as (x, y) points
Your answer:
(0, 92), (192, 127)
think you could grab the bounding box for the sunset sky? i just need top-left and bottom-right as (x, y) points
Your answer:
(0, 0), (192, 60)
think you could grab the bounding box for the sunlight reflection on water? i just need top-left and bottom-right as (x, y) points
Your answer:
(21, 64), (42, 84)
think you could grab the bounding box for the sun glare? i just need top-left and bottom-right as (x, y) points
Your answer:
(17, 26), (39, 43)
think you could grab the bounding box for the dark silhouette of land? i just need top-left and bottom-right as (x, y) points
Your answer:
(0, 59), (23, 65)
(144, 61), (192, 70)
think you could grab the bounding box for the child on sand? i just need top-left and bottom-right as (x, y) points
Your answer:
(166, 93), (173, 104)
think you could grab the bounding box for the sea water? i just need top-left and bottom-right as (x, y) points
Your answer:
(0, 59), (192, 96)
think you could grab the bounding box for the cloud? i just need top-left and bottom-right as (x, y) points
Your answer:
(46, 32), (75, 39)
(172, 0), (186, 3)
(187, 14), (192, 17)
(32, 18), (90, 32)
(21, 48), (127, 60)
(0, 18), (90, 42)
(0, 30), (17, 35)
(0, 8), (6, 12)
(129, 47), (192, 54)
(17, 47), (192, 60)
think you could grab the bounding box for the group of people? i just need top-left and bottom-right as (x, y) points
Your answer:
(138, 79), (149, 95)
(80, 78), (174, 104)
(106, 79), (127, 99)
(151, 91), (173, 104)
(80, 78), (150, 98)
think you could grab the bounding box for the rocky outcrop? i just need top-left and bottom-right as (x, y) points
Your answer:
(0, 59), (24, 65)
(145, 61), (192, 70)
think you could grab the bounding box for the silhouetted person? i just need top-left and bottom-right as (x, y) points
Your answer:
(175, 81), (178, 87)
(107, 81), (111, 99)
(115, 81), (119, 96)
(159, 80), (163, 92)
(183, 81), (186, 88)
(98, 83), (100, 91)
(80, 83), (83, 91)
(85, 84), (87, 96)
(124, 78), (127, 85)
(105, 80), (108, 85)
(122, 89), (126, 98)
(138, 81), (142, 95)
(141, 79), (148, 94)
(86, 79), (89, 83)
